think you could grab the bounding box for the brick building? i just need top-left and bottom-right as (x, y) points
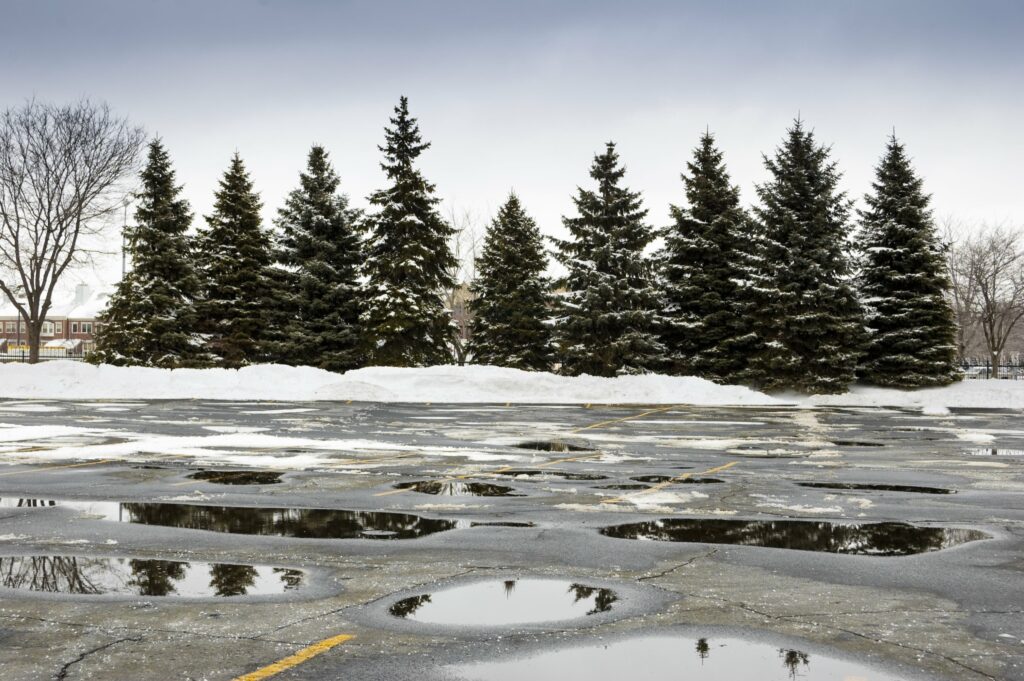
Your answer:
(0, 283), (110, 357)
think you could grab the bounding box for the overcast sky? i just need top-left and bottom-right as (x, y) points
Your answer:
(2, 0), (1021, 284)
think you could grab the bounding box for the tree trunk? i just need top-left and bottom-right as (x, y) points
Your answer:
(27, 322), (40, 364)
(991, 350), (1001, 379)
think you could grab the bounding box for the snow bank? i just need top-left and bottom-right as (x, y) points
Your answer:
(796, 381), (1024, 412)
(0, 362), (779, 405)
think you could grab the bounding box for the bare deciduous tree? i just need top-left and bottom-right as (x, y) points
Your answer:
(968, 225), (1024, 372)
(0, 100), (144, 362)
(444, 205), (483, 365)
(943, 218), (982, 362)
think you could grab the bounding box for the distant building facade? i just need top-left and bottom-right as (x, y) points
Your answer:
(0, 283), (110, 356)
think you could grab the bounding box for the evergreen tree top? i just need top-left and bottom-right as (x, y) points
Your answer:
(379, 95), (430, 177)
(133, 137), (192, 240)
(564, 142), (649, 243)
(206, 153), (263, 233)
(757, 118), (848, 221)
(678, 131), (741, 222)
(861, 134), (932, 222)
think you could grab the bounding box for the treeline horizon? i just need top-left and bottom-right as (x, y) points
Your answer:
(89, 95), (962, 394)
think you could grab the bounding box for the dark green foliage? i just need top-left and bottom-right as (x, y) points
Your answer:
(92, 139), (204, 367)
(855, 136), (959, 387)
(361, 96), (457, 366)
(553, 142), (664, 376)
(469, 193), (553, 371)
(194, 153), (277, 368)
(662, 132), (759, 382)
(275, 145), (364, 372)
(745, 120), (864, 393)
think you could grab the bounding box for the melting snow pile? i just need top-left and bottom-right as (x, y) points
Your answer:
(0, 362), (779, 405)
(797, 380), (1024, 412)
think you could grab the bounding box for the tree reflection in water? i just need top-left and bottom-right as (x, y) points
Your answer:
(696, 637), (710, 661)
(128, 558), (187, 596)
(0, 555), (101, 594)
(389, 594), (432, 618)
(209, 563), (258, 597)
(567, 583), (618, 615)
(779, 649), (810, 679)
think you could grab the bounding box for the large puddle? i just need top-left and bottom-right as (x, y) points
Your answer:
(393, 481), (523, 497)
(390, 579), (618, 626)
(0, 555), (303, 597)
(600, 518), (987, 555)
(450, 635), (903, 680)
(496, 470), (608, 481)
(0, 498), (460, 539)
(513, 441), (593, 453)
(798, 482), (954, 494)
(187, 470), (283, 485)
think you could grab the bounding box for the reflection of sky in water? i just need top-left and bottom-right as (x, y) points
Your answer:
(394, 579), (616, 626)
(454, 635), (901, 681)
(0, 498), (122, 521)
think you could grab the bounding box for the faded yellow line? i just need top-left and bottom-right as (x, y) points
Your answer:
(604, 460), (740, 504)
(570, 405), (676, 433)
(233, 633), (354, 681)
(0, 459), (118, 477)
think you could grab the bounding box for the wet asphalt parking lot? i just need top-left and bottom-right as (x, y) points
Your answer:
(0, 399), (1022, 680)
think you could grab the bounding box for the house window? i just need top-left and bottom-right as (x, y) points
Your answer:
(42, 321), (54, 336)
(81, 322), (93, 334)
(71, 322), (79, 333)
(55, 321), (62, 334)
(4, 322), (13, 333)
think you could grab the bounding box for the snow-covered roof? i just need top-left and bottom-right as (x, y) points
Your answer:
(0, 283), (111, 319)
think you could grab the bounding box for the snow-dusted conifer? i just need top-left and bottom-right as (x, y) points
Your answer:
(92, 139), (204, 367)
(469, 193), (553, 370)
(361, 96), (456, 366)
(855, 135), (958, 387)
(662, 132), (758, 382)
(745, 119), (864, 393)
(195, 153), (277, 368)
(275, 145), (364, 372)
(553, 142), (664, 376)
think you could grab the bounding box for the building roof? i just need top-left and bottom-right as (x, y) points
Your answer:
(0, 283), (111, 320)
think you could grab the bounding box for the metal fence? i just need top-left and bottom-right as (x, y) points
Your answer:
(0, 347), (87, 363)
(961, 362), (1024, 380)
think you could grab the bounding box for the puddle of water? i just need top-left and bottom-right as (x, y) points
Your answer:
(188, 470), (283, 485)
(0, 555), (303, 597)
(600, 518), (987, 555)
(470, 521), (536, 528)
(390, 579), (617, 626)
(513, 441), (592, 453)
(966, 448), (1024, 457)
(830, 440), (886, 447)
(0, 498), (459, 539)
(631, 476), (723, 484)
(798, 482), (954, 494)
(497, 470), (608, 481)
(450, 635), (903, 680)
(596, 483), (649, 491)
(394, 481), (523, 497)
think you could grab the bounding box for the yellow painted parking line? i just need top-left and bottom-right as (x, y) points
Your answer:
(570, 405), (676, 433)
(604, 460), (740, 504)
(233, 633), (354, 681)
(0, 459), (117, 477)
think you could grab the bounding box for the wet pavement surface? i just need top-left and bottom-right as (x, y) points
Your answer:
(0, 399), (1022, 679)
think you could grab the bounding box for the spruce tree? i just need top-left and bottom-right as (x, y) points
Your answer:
(746, 119), (864, 393)
(92, 139), (204, 367)
(275, 145), (364, 372)
(469, 193), (553, 371)
(361, 96), (456, 366)
(855, 135), (959, 387)
(194, 153), (277, 368)
(553, 142), (664, 376)
(662, 132), (758, 382)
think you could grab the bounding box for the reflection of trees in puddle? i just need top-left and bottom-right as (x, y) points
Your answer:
(7, 498), (59, 508)
(0, 555), (102, 594)
(274, 568), (304, 590)
(210, 563), (257, 597)
(503, 579), (517, 597)
(122, 503), (457, 539)
(567, 583), (618, 615)
(395, 481), (521, 497)
(389, 594), (432, 618)
(601, 518), (987, 555)
(695, 637), (710, 661)
(128, 558), (187, 596)
(779, 648), (810, 679)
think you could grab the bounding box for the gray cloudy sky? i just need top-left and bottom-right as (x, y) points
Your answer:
(2, 0), (1021, 282)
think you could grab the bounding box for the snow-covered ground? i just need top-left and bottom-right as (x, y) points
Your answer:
(0, 362), (1023, 409)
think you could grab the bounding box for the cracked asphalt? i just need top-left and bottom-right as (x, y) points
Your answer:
(0, 399), (1022, 680)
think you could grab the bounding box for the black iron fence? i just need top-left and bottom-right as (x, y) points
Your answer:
(961, 361), (1024, 380)
(0, 346), (87, 363)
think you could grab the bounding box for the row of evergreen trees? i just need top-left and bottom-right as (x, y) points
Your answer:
(93, 97), (958, 393)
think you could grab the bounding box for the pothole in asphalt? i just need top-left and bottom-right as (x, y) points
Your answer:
(470, 521), (536, 528)
(600, 518), (988, 555)
(630, 476), (724, 484)
(512, 440), (593, 452)
(187, 470), (283, 485)
(0, 498), (460, 539)
(389, 578), (618, 626)
(0, 555), (305, 597)
(450, 634), (904, 680)
(497, 470), (608, 481)
(966, 448), (1024, 457)
(798, 482), (955, 494)
(392, 481), (524, 497)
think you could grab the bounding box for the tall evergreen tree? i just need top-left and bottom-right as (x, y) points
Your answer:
(469, 193), (553, 371)
(745, 119), (864, 393)
(553, 142), (664, 376)
(662, 132), (758, 382)
(855, 135), (959, 387)
(361, 96), (456, 366)
(275, 145), (364, 372)
(195, 153), (277, 368)
(92, 139), (203, 367)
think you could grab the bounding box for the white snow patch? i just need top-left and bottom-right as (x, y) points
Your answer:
(796, 381), (1024, 411)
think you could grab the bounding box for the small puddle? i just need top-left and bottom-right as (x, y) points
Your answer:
(600, 518), (987, 555)
(830, 440), (886, 447)
(497, 470), (608, 481)
(0, 555), (304, 597)
(513, 441), (593, 452)
(389, 579), (617, 626)
(0, 499), (458, 539)
(470, 521), (536, 528)
(631, 476), (723, 484)
(798, 482), (954, 494)
(451, 635), (903, 680)
(187, 470), (283, 485)
(597, 483), (650, 491)
(393, 481), (523, 497)
(966, 448), (1024, 457)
